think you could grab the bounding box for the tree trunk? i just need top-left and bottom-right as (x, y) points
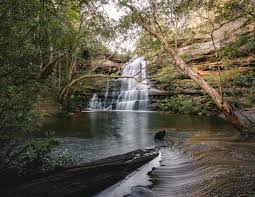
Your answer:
(39, 55), (63, 79)
(143, 22), (246, 130)
(2, 148), (158, 197)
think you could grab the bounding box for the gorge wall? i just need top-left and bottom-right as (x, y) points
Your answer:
(73, 20), (254, 115)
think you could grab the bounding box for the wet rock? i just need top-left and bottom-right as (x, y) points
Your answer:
(154, 130), (166, 140)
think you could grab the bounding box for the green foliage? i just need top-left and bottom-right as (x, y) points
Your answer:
(56, 107), (73, 117)
(136, 32), (162, 58)
(157, 95), (194, 113)
(232, 71), (255, 88)
(221, 33), (255, 60)
(117, 13), (136, 32)
(17, 139), (80, 174)
(200, 99), (218, 115)
(0, 0), (117, 131)
(0, 0), (40, 134)
(18, 139), (59, 173)
(0, 0), (117, 178)
(0, 135), (79, 176)
(0, 135), (58, 173)
(215, 0), (255, 23)
(155, 95), (218, 115)
(152, 63), (187, 85)
(39, 75), (60, 102)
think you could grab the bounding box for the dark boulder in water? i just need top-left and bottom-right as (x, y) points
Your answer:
(154, 130), (166, 140)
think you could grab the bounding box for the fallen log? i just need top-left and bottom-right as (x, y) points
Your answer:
(3, 148), (158, 197)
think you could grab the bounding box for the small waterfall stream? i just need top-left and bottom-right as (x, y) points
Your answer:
(88, 57), (150, 111)
(88, 94), (103, 110)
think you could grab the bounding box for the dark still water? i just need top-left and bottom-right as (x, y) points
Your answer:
(42, 111), (235, 162)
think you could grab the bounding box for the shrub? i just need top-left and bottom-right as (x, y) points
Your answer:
(232, 71), (255, 88)
(157, 95), (194, 114)
(1, 138), (60, 175)
(0, 135), (80, 178)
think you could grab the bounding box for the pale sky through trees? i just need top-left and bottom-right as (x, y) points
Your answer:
(102, 1), (124, 20)
(100, 1), (138, 53)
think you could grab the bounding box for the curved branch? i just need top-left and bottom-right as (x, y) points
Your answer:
(59, 73), (149, 101)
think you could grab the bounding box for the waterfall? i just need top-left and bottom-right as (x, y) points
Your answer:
(88, 94), (103, 110)
(87, 57), (150, 111)
(116, 57), (149, 110)
(104, 80), (110, 109)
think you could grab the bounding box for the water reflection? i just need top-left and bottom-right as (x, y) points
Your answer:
(43, 112), (235, 162)
(116, 112), (150, 151)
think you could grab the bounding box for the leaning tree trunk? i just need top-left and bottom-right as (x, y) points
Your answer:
(142, 21), (246, 130)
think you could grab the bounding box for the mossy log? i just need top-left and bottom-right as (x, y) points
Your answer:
(3, 148), (158, 197)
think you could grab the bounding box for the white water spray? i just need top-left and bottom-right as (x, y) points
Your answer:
(116, 57), (149, 110)
(88, 57), (150, 111)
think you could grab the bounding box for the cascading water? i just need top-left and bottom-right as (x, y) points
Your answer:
(116, 57), (149, 110)
(103, 81), (111, 110)
(88, 94), (103, 110)
(88, 57), (150, 111)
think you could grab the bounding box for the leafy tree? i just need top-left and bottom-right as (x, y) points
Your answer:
(0, 0), (40, 134)
(0, 0), (117, 175)
(116, 0), (246, 130)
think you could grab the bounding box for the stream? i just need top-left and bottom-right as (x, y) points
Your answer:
(43, 111), (235, 162)
(42, 111), (255, 196)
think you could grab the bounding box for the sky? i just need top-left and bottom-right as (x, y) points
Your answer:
(100, 1), (139, 53)
(102, 1), (125, 20)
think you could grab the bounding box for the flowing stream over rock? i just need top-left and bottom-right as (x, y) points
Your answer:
(42, 112), (255, 196)
(88, 57), (150, 111)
